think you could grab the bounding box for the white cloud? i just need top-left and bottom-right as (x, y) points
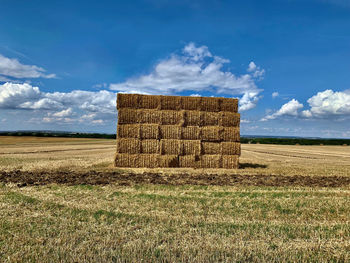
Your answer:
(247, 62), (257, 72)
(51, 108), (73, 117)
(261, 99), (303, 121)
(272, 92), (279, 98)
(0, 82), (41, 109)
(0, 54), (56, 79)
(110, 43), (264, 111)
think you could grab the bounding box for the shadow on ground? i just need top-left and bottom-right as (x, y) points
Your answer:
(239, 163), (268, 169)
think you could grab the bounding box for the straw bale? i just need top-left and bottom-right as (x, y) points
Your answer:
(200, 97), (220, 112)
(220, 112), (240, 127)
(117, 93), (139, 109)
(160, 95), (181, 110)
(161, 110), (183, 125)
(117, 124), (140, 138)
(160, 125), (181, 139)
(222, 155), (239, 169)
(114, 153), (139, 167)
(221, 127), (240, 142)
(182, 140), (201, 155)
(138, 109), (161, 124)
(220, 97), (238, 112)
(139, 94), (160, 109)
(116, 138), (141, 154)
(141, 139), (160, 154)
(117, 108), (139, 124)
(184, 111), (201, 126)
(179, 155), (198, 168)
(158, 155), (179, 168)
(140, 124), (159, 139)
(198, 155), (222, 168)
(137, 154), (158, 168)
(181, 96), (201, 110)
(201, 111), (220, 126)
(201, 126), (223, 142)
(201, 142), (220, 155)
(221, 142), (241, 155)
(181, 126), (200, 140)
(160, 139), (183, 155)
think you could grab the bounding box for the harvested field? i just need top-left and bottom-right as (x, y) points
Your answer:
(1, 136), (350, 262)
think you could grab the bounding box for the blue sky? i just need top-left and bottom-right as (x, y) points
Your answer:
(1, 0), (350, 138)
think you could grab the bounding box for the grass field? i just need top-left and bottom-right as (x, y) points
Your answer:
(0, 136), (350, 262)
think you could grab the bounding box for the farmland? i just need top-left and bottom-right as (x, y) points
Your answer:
(0, 136), (350, 262)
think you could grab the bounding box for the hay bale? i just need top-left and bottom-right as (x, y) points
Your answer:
(161, 110), (183, 125)
(138, 109), (161, 124)
(220, 97), (238, 112)
(117, 124), (140, 138)
(116, 138), (141, 154)
(198, 155), (222, 168)
(179, 155), (198, 168)
(201, 126), (223, 142)
(160, 95), (181, 110)
(181, 126), (200, 140)
(139, 94), (160, 109)
(158, 155), (179, 168)
(116, 93), (139, 109)
(184, 111), (202, 126)
(200, 97), (220, 112)
(221, 127), (240, 142)
(221, 142), (241, 155)
(222, 155), (239, 169)
(160, 139), (183, 155)
(201, 142), (220, 155)
(220, 112), (240, 127)
(182, 140), (201, 155)
(141, 139), (160, 154)
(137, 154), (158, 168)
(114, 153), (138, 167)
(117, 108), (139, 124)
(201, 112), (220, 126)
(181, 96), (201, 110)
(140, 124), (159, 139)
(160, 125), (181, 139)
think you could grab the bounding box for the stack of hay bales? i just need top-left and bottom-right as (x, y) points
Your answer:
(115, 94), (240, 168)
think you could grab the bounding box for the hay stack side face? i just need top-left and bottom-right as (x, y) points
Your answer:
(115, 94), (240, 168)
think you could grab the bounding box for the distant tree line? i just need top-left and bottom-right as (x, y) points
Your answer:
(0, 131), (116, 139)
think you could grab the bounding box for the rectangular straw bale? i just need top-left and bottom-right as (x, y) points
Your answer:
(160, 139), (183, 155)
(201, 126), (223, 142)
(181, 126), (200, 140)
(181, 96), (201, 110)
(115, 153), (139, 167)
(184, 111), (201, 126)
(201, 111), (220, 126)
(159, 125), (181, 139)
(222, 155), (239, 169)
(201, 142), (221, 155)
(161, 110), (183, 125)
(139, 94), (160, 109)
(160, 95), (181, 110)
(182, 140), (201, 155)
(179, 155), (198, 168)
(140, 124), (159, 139)
(221, 127), (240, 142)
(117, 93), (139, 109)
(198, 155), (222, 168)
(221, 142), (241, 155)
(117, 124), (140, 138)
(118, 108), (139, 124)
(200, 97), (220, 112)
(138, 154), (158, 168)
(116, 138), (141, 154)
(220, 112), (240, 127)
(141, 139), (160, 154)
(220, 97), (238, 112)
(138, 109), (161, 124)
(158, 155), (179, 168)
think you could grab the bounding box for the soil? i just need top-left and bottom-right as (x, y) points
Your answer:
(1, 170), (350, 188)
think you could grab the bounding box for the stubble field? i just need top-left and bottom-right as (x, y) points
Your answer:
(0, 136), (350, 262)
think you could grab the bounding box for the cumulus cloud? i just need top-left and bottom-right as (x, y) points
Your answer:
(272, 92), (279, 98)
(0, 54), (56, 79)
(261, 99), (303, 121)
(110, 43), (264, 111)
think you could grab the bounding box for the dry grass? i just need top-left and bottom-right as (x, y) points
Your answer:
(0, 136), (350, 262)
